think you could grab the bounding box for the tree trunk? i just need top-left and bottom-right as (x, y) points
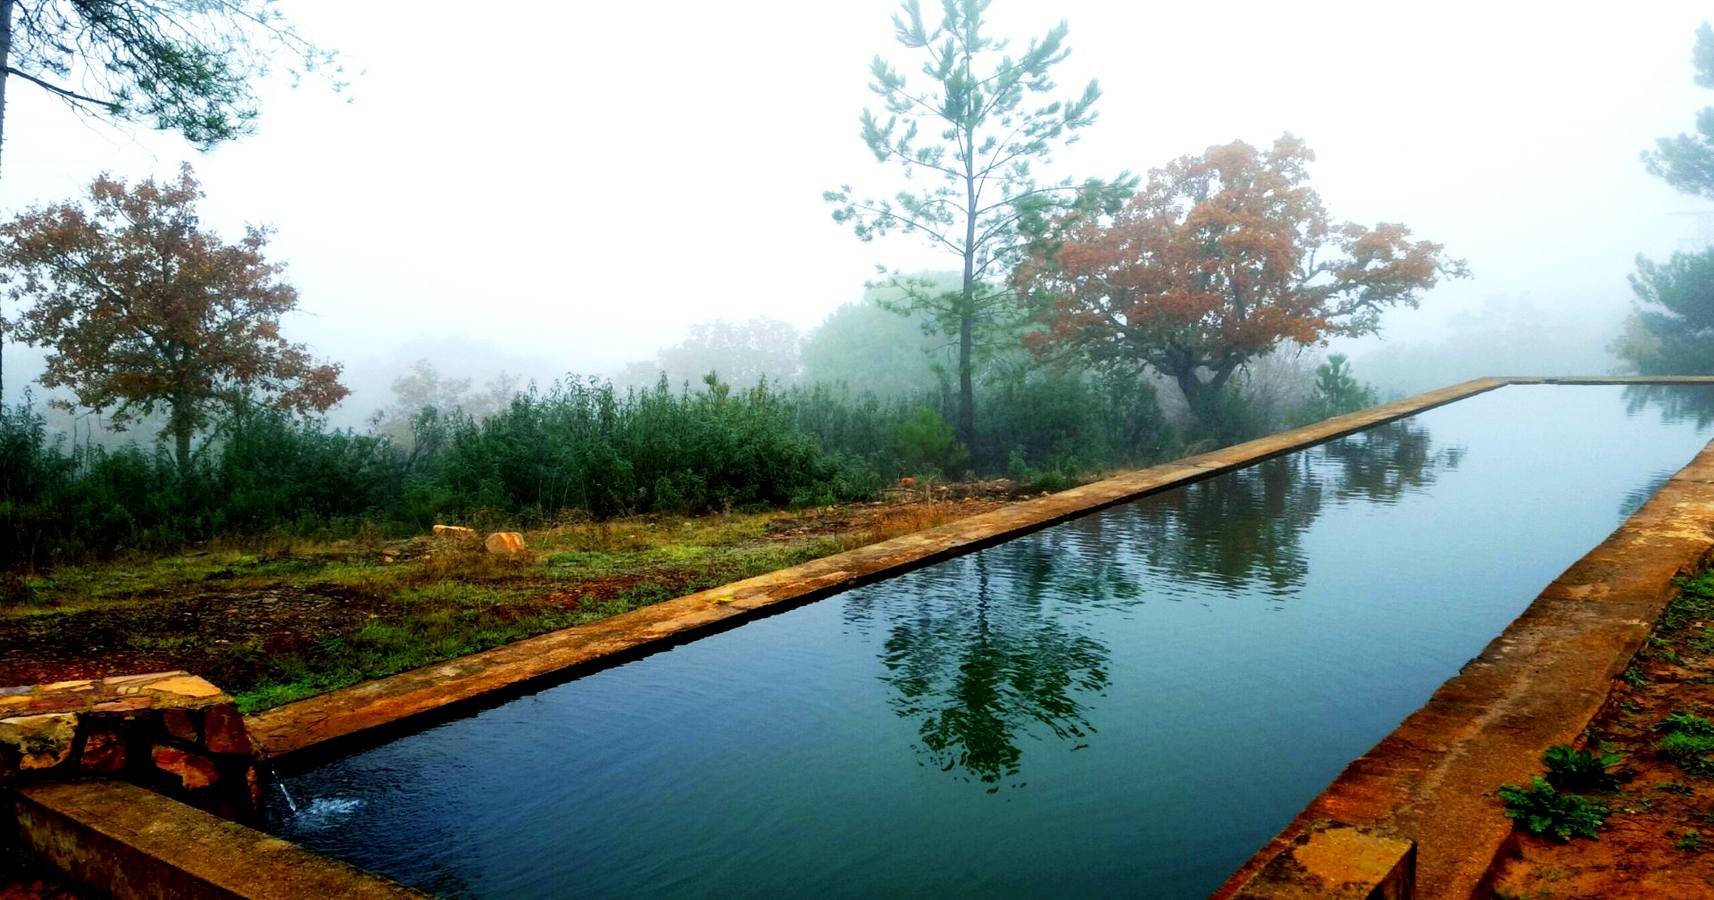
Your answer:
(171, 395), (194, 479)
(1174, 357), (1243, 433)
(957, 305), (974, 464)
(958, 160), (978, 466)
(0, 0), (14, 402)
(174, 424), (192, 479)
(0, 0), (14, 180)
(1174, 368), (1212, 422)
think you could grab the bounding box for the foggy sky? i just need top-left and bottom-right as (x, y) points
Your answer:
(4, 0), (1710, 409)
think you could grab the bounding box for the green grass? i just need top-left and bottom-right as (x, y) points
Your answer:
(1659, 710), (1714, 736)
(1659, 732), (1714, 774)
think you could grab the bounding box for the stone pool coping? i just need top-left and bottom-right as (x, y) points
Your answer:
(248, 376), (1536, 764)
(246, 376), (1714, 768)
(1218, 378), (1714, 898)
(15, 780), (423, 898)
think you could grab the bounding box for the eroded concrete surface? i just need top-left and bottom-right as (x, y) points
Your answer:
(246, 378), (1511, 762)
(16, 780), (421, 899)
(1216, 403), (1714, 898)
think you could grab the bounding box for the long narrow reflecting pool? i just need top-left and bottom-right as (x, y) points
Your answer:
(271, 385), (1714, 898)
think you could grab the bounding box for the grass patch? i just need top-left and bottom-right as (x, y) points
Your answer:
(1660, 710), (1714, 736)
(1659, 732), (1714, 774)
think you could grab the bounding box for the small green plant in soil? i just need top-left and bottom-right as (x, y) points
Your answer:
(1542, 744), (1621, 792)
(1498, 776), (1610, 842)
(1660, 710), (1714, 736)
(1663, 571), (1714, 634)
(1657, 710), (1714, 775)
(1678, 830), (1704, 852)
(1656, 780), (1695, 795)
(1659, 732), (1714, 775)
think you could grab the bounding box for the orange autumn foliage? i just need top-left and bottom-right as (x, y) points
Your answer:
(1018, 135), (1467, 415)
(0, 164), (347, 472)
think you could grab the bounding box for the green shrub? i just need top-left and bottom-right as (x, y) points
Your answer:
(1498, 776), (1610, 841)
(893, 407), (964, 477)
(1542, 744), (1621, 792)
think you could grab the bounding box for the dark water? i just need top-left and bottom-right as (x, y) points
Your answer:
(271, 385), (1714, 899)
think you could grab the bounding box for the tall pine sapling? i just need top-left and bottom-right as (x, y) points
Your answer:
(825, 0), (1131, 459)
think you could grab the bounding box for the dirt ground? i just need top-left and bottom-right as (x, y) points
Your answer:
(1486, 571), (1714, 898)
(0, 488), (1018, 713)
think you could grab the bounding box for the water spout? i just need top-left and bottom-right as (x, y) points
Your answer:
(264, 763), (298, 814)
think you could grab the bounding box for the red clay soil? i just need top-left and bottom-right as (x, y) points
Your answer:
(1484, 601), (1714, 897)
(0, 586), (383, 688)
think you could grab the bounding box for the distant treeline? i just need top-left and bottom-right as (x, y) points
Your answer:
(0, 355), (1375, 569)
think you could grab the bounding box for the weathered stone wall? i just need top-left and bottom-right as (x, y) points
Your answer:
(0, 671), (260, 822)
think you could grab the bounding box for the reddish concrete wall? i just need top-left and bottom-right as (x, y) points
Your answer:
(15, 780), (422, 900)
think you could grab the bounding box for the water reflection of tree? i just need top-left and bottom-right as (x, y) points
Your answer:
(845, 418), (1456, 791)
(1321, 420), (1464, 504)
(1130, 454), (1323, 593)
(850, 550), (1109, 792)
(1624, 384), (1714, 430)
(1128, 419), (1458, 595)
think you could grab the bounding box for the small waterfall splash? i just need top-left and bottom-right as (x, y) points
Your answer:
(263, 762), (299, 814)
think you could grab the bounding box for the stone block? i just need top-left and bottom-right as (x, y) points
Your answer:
(1233, 821), (1415, 899)
(485, 531), (526, 555)
(0, 714), (78, 770)
(0, 672), (261, 821)
(161, 707), (199, 744)
(202, 705), (252, 755)
(152, 745), (219, 792)
(145, 674), (223, 702)
(90, 696), (153, 714)
(80, 729), (127, 773)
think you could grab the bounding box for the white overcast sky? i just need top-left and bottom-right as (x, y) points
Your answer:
(5, 0), (1711, 395)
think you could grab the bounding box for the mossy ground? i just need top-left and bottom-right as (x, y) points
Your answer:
(0, 496), (1005, 714)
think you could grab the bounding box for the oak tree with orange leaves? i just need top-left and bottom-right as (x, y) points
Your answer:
(1018, 135), (1467, 428)
(0, 164), (347, 474)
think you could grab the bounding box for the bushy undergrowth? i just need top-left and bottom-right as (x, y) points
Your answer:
(0, 369), (1188, 569)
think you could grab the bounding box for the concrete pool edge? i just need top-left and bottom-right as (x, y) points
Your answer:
(245, 376), (1543, 765)
(1217, 396), (1714, 898)
(14, 780), (424, 899)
